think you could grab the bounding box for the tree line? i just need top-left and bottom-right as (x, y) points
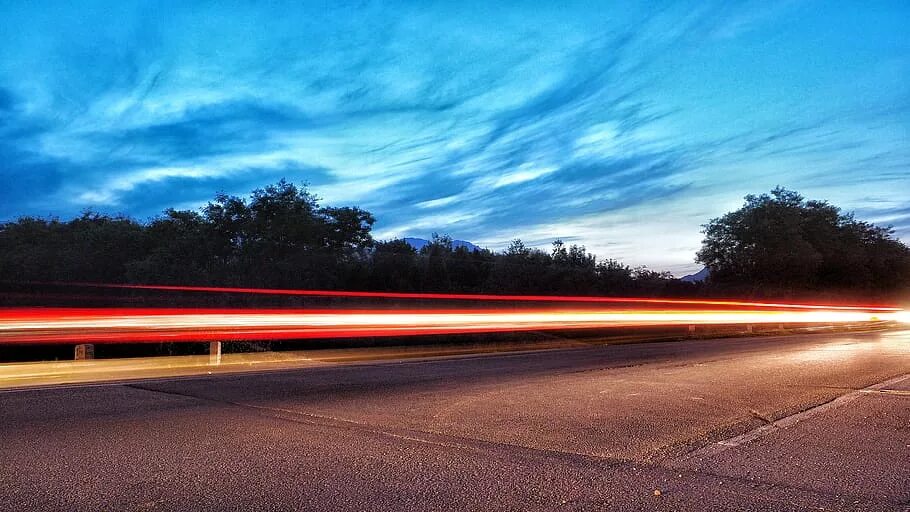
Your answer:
(0, 180), (689, 298)
(1, 181), (908, 301)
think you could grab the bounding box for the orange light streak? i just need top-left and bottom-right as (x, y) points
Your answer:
(0, 306), (903, 345)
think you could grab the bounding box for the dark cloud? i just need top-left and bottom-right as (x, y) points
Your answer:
(112, 163), (336, 220)
(0, 92), (67, 217)
(0, 150), (66, 218)
(99, 100), (317, 160)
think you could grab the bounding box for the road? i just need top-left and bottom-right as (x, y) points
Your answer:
(1, 329), (908, 511)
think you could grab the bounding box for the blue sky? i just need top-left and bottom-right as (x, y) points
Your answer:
(0, 1), (907, 274)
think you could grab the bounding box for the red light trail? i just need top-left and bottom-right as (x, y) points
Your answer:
(52, 282), (903, 311)
(0, 305), (904, 345)
(2, 285), (904, 345)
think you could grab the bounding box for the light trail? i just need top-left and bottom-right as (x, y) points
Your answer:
(0, 306), (904, 345)
(50, 283), (903, 311)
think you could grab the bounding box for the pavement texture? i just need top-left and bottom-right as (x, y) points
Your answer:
(1, 329), (908, 511)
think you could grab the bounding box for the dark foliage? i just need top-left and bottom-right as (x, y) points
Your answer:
(0, 180), (686, 298)
(2, 182), (905, 303)
(697, 187), (910, 299)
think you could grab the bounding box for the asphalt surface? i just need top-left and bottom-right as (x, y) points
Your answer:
(1, 329), (908, 511)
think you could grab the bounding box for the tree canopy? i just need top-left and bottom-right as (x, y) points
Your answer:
(697, 187), (910, 298)
(0, 180), (684, 298)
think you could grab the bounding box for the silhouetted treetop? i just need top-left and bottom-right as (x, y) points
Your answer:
(697, 187), (910, 296)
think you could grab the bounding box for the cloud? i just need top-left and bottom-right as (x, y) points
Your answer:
(416, 195), (461, 210)
(112, 163), (335, 219)
(476, 164), (558, 189)
(97, 100), (315, 161)
(854, 205), (910, 240)
(0, 1), (907, 272)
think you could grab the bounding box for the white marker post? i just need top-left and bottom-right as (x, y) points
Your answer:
(209, 341), (222, 365)
(74, 344), (94, 360)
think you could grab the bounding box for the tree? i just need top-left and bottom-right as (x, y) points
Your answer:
(0, 179), (693, 301)
(369, 239), (419, 291)
(195, 180), (374, 288)
(420, 233), (454, 291)
(697, 187), (910, 297)
(0, 212), (148, 283)
(596, 259), (633, 294)
(486, 239), (551, 293)
(127, 209), (216, 283)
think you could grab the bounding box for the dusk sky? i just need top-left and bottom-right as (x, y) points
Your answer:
(1, 1), (907, 274)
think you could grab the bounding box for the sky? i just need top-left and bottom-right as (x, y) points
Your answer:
(0, 1), (907, 274)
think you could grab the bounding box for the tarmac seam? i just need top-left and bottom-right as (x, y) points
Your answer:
(125, 381), (630, 467)
(224, 400), (640, 467)
(859, 388), (910, 397)
(667, 372), (910, 465)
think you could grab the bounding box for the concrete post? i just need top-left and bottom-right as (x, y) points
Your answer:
(209, 341), (222, 365)
(74, 344), (94, 360)
(688, 325), (696, 337)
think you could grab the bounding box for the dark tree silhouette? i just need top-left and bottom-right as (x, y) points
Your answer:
(697, 187), (910, 297)
(8, 182), (903, 306)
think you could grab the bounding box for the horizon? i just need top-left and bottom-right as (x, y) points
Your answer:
(1, 2), (908, 275)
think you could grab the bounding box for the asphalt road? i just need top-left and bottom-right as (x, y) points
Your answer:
(1, 330), (908, 511)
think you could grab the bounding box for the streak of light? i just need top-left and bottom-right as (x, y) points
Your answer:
(46, 283), (903, 311)
(0, 307), (903, 345)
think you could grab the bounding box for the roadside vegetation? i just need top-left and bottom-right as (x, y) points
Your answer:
(0, 180), (688, 298)
(697, 187), (910, 300)
(1, 181), (908, 302)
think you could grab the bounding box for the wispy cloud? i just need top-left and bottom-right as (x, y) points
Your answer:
(0, 1), (907, 273)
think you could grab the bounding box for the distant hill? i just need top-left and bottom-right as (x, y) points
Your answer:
(680, 267), (710, 282)
(403, 237), (481, 252)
